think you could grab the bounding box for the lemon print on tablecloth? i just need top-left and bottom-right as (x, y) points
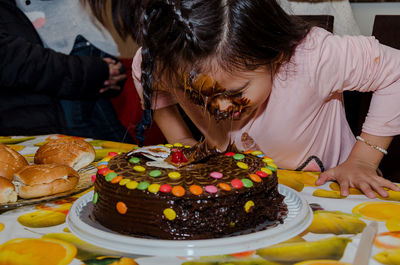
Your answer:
(306, 210), (366, 235)
(374, 249), (400, 265)
(352, 202), (400, 221)
(0, 238), (77, 265)
(18, 210), (66, 228)
(256, 236), (351, 263)
(83, 256), (138, 265)
(294, 260), (352, 265)
(43, 232), (118, 260)
(277, 170), (319, 186)
(0, 222), (4, 232)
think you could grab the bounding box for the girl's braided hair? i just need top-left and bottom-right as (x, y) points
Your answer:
(84, 0), (312, 145)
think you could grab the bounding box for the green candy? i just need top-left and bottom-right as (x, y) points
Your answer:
(149, 170), (162, 178)
(93, 192), (99, 204)
(129, 157), (140, 164)
(105, 172), (118, 182)
(233, 153), (245, 160)
(137, 182), (150, 190)
(266, 165), (277, 172)
(242, 178), (253, 188)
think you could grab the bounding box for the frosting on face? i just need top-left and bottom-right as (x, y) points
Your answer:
(183, 71), (250, 121)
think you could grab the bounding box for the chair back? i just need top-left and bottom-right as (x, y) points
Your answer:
(345, 15), (400, 182)
(298, 15), (334, 33)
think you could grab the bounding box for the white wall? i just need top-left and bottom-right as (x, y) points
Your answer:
(351, 2), (400, 35)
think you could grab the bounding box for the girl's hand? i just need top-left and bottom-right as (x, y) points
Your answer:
(316, 158), (400, 199)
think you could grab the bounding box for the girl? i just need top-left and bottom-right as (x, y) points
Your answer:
(87, 0), (400, 198)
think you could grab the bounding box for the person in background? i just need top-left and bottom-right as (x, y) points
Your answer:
(0, 0), (132, 142)
(86, 0), (400, 199)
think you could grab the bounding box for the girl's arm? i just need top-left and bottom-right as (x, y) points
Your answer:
(317, 132), (400, 198)
(154, 105), (198, 146)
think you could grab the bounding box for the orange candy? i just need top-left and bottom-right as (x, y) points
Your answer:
(97, 165), (108, 170)
(116, 201), (128, 214)
(111, 176), (123, 184)
(249, 173), (262, 183)
(172, 186), (185, 197)
(190, 185), (203, 195)
(219, 183), (232, 191)
(243, 150), (253, 154)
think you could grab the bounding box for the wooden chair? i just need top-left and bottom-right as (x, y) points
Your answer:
(298, 15), (334, 33)
(344, 15), (400, 182)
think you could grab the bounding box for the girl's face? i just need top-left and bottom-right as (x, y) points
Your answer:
(184, 66), (272, 123)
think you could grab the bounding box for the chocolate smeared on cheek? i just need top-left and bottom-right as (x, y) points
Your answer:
(183, 72), (251, 121)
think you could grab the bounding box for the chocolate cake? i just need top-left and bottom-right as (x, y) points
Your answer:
(92, 142), (287, 240)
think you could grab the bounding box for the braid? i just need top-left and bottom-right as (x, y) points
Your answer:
(166, 0), (198, 46)
(135, 0), (202, 145)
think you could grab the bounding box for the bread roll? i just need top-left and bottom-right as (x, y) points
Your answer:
(34, 137), (95, 170)
(0, 176), (18, 203)
(13, 164), (80, 199)
(0, 143), (29, 181)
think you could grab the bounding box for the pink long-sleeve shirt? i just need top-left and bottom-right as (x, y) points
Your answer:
(132, 27), (400, 171)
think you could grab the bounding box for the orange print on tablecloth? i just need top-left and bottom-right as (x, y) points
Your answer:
(352, 202), (400, 222)
(0, 238), (77, 265)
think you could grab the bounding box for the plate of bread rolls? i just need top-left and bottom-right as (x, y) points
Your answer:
(0, 138), (97, 211)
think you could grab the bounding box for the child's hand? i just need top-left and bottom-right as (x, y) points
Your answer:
(316, 158), (400, 199)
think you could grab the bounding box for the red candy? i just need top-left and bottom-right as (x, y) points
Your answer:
(171, 149), (188, 163)
(108, 152), (118, 157)
(256, 171), (268, 178)
(98, 168), (108, 175)
(160, 184), (172, 193)
(225, 152), (235, 156)
(231, 178), (243, 189)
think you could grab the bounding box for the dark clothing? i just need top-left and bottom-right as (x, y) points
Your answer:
(0, 0), (109, 135)
(60, 35), (133, 142)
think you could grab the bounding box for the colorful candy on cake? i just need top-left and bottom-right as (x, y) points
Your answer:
(92, 142), (287, 240)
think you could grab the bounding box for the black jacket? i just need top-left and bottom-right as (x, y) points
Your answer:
(0, 0), (110, 135)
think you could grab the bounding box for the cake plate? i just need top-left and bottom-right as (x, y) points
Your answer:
(67, 185), (312, 257)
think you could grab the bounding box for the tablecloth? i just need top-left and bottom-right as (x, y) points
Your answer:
(1, 134), (400, 265)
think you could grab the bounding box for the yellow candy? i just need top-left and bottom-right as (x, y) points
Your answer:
(251, 151), (262, 156)
(119, 179), (131, 186)
(173, 143), (183, 147)
(237, 162), (248, 170)
(148, 184), (161, 193)
(101, 156), (113, 162)
(165, 144), (173, 148)
(245, 201), (255, 213)
(168, 172), (181, 180)
(163, 208), (176, 221)
(133, 165), (146, 172)
(263, 157), (274, 164)
(184, 145), (191, 148)
(261, 167), (273, 175)
(268, 163), (278, 169)
(126, 181), (138, 190)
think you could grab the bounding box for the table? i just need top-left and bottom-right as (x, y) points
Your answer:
(1, 134), (400, 265)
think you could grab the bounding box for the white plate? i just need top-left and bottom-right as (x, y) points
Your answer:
(67, 184), (312, 257)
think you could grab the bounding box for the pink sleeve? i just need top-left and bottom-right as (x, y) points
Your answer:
(307, 28), (400, 136)
(132, 48), (178, 110)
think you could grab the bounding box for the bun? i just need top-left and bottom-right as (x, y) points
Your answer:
(34, 138), (95, 170)
(0, 176), (17, 203)
(13, 164), (80, 199)
(0, 143), (29, 181)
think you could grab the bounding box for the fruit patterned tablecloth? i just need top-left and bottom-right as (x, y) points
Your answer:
(1, 134), (400, 265)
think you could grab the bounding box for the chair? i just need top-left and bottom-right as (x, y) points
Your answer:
(344, 15), (400, 182)
(298, 15), (334, 33)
